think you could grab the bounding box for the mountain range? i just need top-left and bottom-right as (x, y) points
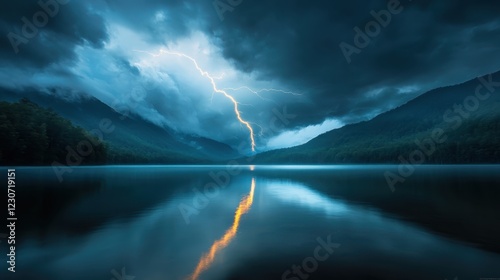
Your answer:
(0, 88), (238, 164)
(1, 70), (499, 165)
(252, 71), (500, 164)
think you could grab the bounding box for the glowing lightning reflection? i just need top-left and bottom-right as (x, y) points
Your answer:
(187, 178), (256, 280)
(134, 49), (256, 151)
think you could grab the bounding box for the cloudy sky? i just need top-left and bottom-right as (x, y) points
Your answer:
(1, 0), (500, 153)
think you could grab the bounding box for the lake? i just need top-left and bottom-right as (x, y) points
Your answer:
(1, 165), (500, 280)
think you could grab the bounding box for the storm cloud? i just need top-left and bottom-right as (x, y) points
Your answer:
(1, 0), (500, 152)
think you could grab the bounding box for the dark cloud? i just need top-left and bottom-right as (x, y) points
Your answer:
(198, 0), (500, 126)
(99, 0), (207, 45)
(1, 0), (500, 149)
(0, 0), (108, 68)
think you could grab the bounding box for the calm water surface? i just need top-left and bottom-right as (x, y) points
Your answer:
(1, 165), (500, 280)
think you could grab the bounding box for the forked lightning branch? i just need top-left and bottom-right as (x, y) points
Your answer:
(6, 169), (16, 273)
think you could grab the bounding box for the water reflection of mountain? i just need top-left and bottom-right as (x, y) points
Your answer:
(16, 174), (102, 239)
(14, 167), (204, 239)
(252, 166), (500, 254)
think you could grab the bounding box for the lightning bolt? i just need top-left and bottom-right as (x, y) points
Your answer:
(135, 49), (256, 151)
(212, 72), (226, 80)
(223, 86), (302, 97)
(223, 86), (302, 104)
(224, 86), (274, 103)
